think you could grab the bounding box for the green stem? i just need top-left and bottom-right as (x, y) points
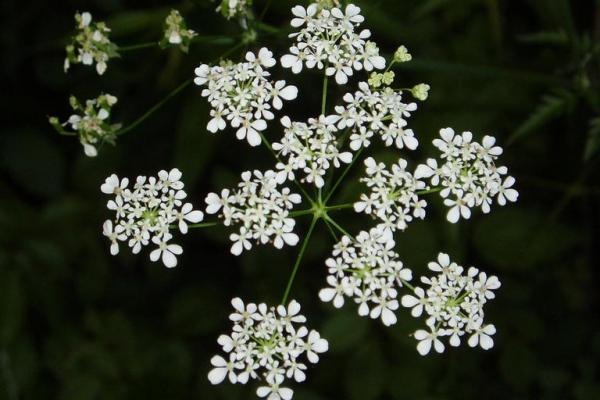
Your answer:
(116, 79), (192, 136)
(324, 147), (365, 203)
(321, 73), (329, 115)
(259, 0), (274, 20)
(416, 187), (442, 195)
(118, 42), (157, 52)
(324, 215), (351, 237)
(186, 221), (222, 229)
(325, 203), (354, 212)
(289, 208), (314, 217)
(116, 42), (245, 137)
(281, 217), (318, 304)
(322, 218), (340, 241)
(400, 278), (416, 292)
(118, 35), (237, 53)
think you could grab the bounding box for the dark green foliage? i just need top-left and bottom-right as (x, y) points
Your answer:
(1, 0), (599, 399)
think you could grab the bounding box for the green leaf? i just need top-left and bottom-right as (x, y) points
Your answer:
(508, 90), (575, 145)
(517, 30), (569, 46)
(0, 271), (24, 345)
(583, 117), (600, 161)
(412, 0), (451, 19)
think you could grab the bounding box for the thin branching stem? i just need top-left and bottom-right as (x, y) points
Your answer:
(324, 215), (351, 237)
(117, 79), (192, 136)
(324, 147), (365, 203)
(321, 73), (329, 115)
(187, 221), (223, 229)
(116, 42), (245, 137)
(416, 187), (442, 195)
(281, 216), (318, 304)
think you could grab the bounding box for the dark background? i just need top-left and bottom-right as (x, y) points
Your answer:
(1, 0), (599, 399)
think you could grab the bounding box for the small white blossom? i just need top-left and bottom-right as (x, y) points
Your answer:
(354, 157), (428, 232)
(49, 93), (120, 157)
(335, 82), (419, 151)
(205, 170), (301, 255)
(209, 298), (328, 400)
(319, 226), (412, 326)
(100, 169), (203, 267)
(401, 253), (500, 354)
(161, 9), (197, 52)
(272, 115), (352, 188)
(194, 48), (298, 146)
(215, 0), (252, 20)
(64, 12), (118, 75)
(416, 128), (519, 223)
(281, 3), (385, 84)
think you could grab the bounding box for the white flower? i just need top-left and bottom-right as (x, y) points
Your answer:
(215, 0), (251, 20)
(162, 9), (196, 52)
(414, 326), (445, 356)
(64, 12), (118, 75)
(273, 115), (352, 188)
(319, 226), (412, 325)
(50, 94), (120, 157)
(335, 82), (419, 150)
(424, 128), (518, 222)
(177, 203), (204, 234)
(468, 323), (496, 350)
(256, 375), (294, 400)
(354, 157), (428, 232)
(402, 253), (500, 354)
(100, 169), (203, 267)
(282, 3), (385, 85)
(205, 170), (300, 255)
(209, 299), (327, 399)
(208, 354), (240, 384)
(194, 48), (297, 146)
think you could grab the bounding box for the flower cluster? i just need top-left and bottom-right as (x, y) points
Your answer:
(205, 170), (301, 255)
(416, 128), (519, 223)
(100, 169), (204, 267)
(281, 3), (385, 84)
(194, 48), (298, 146)
(335, 81), (419, 151)
(273, 115), (352, 188)
(160, 9), (197, 52)
(354, 157), (428, 232)
(209, 298), (328, 400)
(319, 227), (412, 326)
(49, 94), (120, 157)
(64, 12), (118, 75)
(401, 253), (500, 355)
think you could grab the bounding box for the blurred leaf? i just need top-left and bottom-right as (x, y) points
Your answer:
(473, 208), (579, 269)
(107, 9), (169, 37)
(583, 117), (600, 160)
(173, 97), (215, 188)
(344, 343), (385, 400)
(412, 0), (451, 19)
(517, 30), (569, 46)
(0, 271), (24, 345)
(0, 130), (65, 198)
(508, 90), (575, 145)
(321, 310), (368, 353)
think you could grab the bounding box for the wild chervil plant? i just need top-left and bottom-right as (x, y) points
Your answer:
(51, 1), (519, 398)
